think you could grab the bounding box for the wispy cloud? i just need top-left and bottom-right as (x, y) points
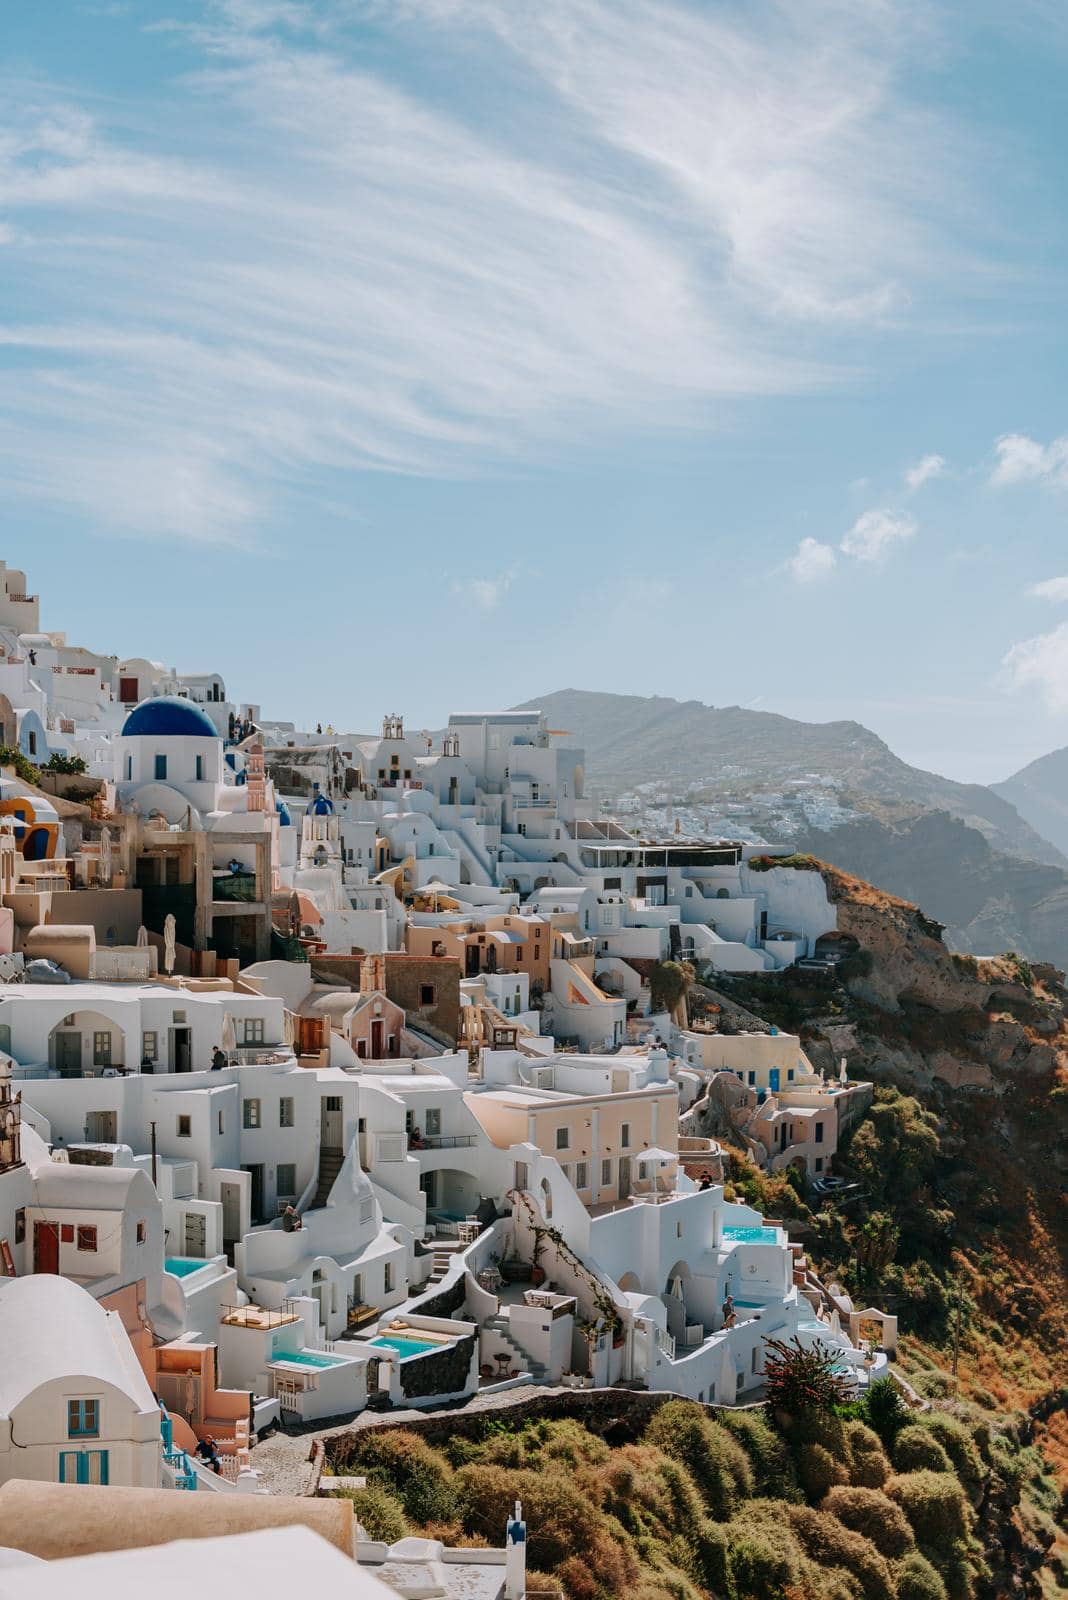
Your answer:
(839, 508), (917, 563)
(990, 432), (1068, 489)
(1003, 623), (1068, 712)
(455, 572), (515, 610)
(0, 1), (986, 541)
(1027, 575), (1068, 602)
(905, 452), (946, 491)
(788, 537), (836, 583)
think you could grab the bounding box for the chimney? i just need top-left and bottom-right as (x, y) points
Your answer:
(504, 1500), (526, 1600)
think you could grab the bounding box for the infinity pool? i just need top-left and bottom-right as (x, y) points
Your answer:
(271, 1350), (344, 1369)
(722, 1225), (780, 1245)
(165, 1256), (208, 1278)
(370, 1335), (440, 1360)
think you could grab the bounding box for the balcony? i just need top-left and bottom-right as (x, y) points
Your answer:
(413, 1133), (477, 1150)
(212, 871), (258, 903)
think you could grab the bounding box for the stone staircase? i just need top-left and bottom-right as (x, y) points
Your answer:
(313, 1146), (344, 1210)
(425, 1242), (461, 1288)
(485, 1314), (547, 1381)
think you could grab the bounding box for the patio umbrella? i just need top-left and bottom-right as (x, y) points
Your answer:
(136, 925), (148, 948)
(163, 914), (176, 976)
(99, 826), (112, 887)
(221, 1012), (237, 1056)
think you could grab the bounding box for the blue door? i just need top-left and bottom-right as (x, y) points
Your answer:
(59, 1449), (109, 1485)
(769, 1068), (780, 1093)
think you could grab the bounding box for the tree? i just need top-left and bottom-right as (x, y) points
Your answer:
(41, 752), (88, 775)
(854, 1212), (899, 1290)
(763, 1337), (855, 1419)
(649, 960), (695, 1026)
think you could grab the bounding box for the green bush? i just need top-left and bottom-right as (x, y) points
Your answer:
(644, 1401), (753, 1519)
(821, 1485), (914, 1558)
(916, 1413), (983, 1493)
(797, 1441), (848, 1500)
(353, 1429), (458, 1525)
(784, 1504), (895, 1600)
(727, 1522), (802, 1596)
(454, 1464), (606, 1577)
(892, 1426), (954, 1475)
(895, 1550), (948, 1600)
(338, 1482), (408, 1542)
(862, 1376), (907, 1445)
(719, 1408), (799, 1499)
(887, 1470), (973, 1547)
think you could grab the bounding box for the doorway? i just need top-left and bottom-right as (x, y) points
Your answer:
(170, 1027), (192, 1073)
(243, 1164), (266, 1225)
(183, 1212), (206, 1257)
(618, 1157), (632, 1200)
(320, 1095), (343, 1148)
(34, 1221), (60, 1273)
(220, 1181), (241, 1253)
(54, 1032), (81, 1076)
(85, 1111), (117, 1144)
(370, 1019), (384, 1058)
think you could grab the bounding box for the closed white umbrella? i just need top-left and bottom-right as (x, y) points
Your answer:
(99, 826), (112, 887)
(221, 1012), (237, 1057)
(163, 914), (176, 976)
(136, 925), (148, 948)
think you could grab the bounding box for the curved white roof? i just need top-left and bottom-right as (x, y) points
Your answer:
(0, 1275), (157, 1417)
(27, 1162), (156, 1213)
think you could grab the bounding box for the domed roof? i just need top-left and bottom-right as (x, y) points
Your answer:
(310, 787), (334, 815)
(276, 800), (292, 827)
(121, 696), (219, 740)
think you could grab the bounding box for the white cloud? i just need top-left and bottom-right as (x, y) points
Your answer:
(1003, 622), (1068, 712)
(788, 537), (836, 583)
(1028, 575), (1068, 602)
(905, 452), (945, 491)
(839, 508), (917, 564)
(456, 572), (515, 609)
(990, 432), (1068, 489)
(0, 2), (984, 541)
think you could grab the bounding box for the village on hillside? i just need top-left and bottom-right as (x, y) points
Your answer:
(0, 557), (908, 1593)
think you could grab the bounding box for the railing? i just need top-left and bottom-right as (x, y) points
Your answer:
(656, 1327), (676, 1360)
(415, 1133), (477, 1149)
(212, 872), (258, 903)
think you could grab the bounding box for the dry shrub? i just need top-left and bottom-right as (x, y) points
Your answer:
(339, 1482), (408, 1543)
(915, 1414), (984, 1492)
(886, 1470), (973, 1547)
(644, 1400), (753, 1519)
(352, 1428), (457, 1525)
(797, 1441), (848, 1500)
(821, 1485), (914, 1559)
(719, 1407), (800, 1498)
(892, 1426), (954, 1475)
(844, 1420), (891, 1488)
(784, 1503), (895, 1600)
(525, 1570), (564, 1599)
(455, 1464), (599, 1569)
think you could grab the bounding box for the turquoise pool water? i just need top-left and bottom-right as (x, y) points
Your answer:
(370, 1335), (440, 1359)
(272, 1349), (343, 1369)
(722, 1225), (780, 1245)
(165, 1256), (208, 1278)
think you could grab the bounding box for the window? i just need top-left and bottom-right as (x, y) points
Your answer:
(601, 1158), (612, 1187)
(77, 1226), (97, 1253)
(61, 1224), (74, 1243)
(420, 984), (435, 1006)
(136, 1221), (146, 1244)
(195, 755), (204, 781)
(787, 1068), (795, 1082)
(815, 1121), (824, 1144)
(14, 1208), (24, 1245)
(68, 1399), (100, 1438)
(425, 1108), (441, 1137)
(277, 1163), (296, 1197)
(533, 945), (540, 960)
(217, 1110), (225, 1134)
(352, 1273), (363, 1305)
(279, 1097), (295, 1128)
(28, 731), (37, 756)
(243, 1099), (261, 1130)
(747, 1071), (756, 1086)
(243, 1017), (265, 1044)
(154, 753), (167, 780)
(815, 1157), (824, 1172)
(142, 1031), (157, 1062)
(621, 1122), (630, 1149)
(177, 1115), (191, 1138)
(125, 756), (132, 781)
(555, 1127), (569, 1151)
(384, 1262), (393, 1293)
(92, 1032), (112, 1067)
(575, 1161), (588, 1189)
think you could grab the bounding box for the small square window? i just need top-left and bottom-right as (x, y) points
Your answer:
(68, 1399), (100, 1438)
(136, 1221), (146, 1244)
(420, 985), (434, 1006)
(243, 1018), (265, 1045)
(77, 1225), (97, 1253)
(243, 1099), (261, 1130)
(61, 1224), (74, 1243)
(177, 1115), (191, 1138)
(555, 1127), (569, 1151)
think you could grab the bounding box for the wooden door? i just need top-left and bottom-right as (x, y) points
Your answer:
(220, 1182), (241, 1246)
(184, 1212), (206, 1257)
(54, 1032), (81, 1075)
(320, 1095), (343, 1146)
(34, 1221), (59, 1273)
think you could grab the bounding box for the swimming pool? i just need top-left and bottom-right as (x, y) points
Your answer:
(165, 1256), (208, 1278)
(370, 1335), (441, 1360)
(271, 1349), (344, 1369)
(722, 1225), (780, 1245)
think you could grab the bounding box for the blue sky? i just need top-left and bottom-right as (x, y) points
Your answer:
(3, 0), (1068, 783)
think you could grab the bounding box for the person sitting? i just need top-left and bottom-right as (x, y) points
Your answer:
(721, 1293), (737, 1330)
(211, 1045), (227, 1071)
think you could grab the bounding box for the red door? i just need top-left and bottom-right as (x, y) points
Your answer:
(34, 1221), (59, 1274)
(371, 1019), (384, 1058)
(119, 677), (139, 703)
